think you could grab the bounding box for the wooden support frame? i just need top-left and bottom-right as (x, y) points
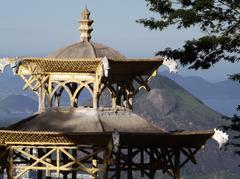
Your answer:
(0, 143), (205, 179)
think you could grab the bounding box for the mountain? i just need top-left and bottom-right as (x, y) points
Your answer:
(162, 72), (240, 116)
(133, 75), (239, 178)
(0, 95), (38, 112)
(134, 75), (223, 131)
(162, 71), (240, 99)
(0, 95), (38, 127)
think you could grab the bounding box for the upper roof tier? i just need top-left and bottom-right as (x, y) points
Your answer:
(49, 41), (126, 59)
(49, 7), (126, 59)
(17, 57), (163, 76)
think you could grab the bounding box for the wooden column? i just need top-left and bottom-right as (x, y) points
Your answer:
(92, 147), (98, 179)
(63, 149), (69, 179)
(127, 147), (132, 179)
(174, 148), (180, 179)
(7, 147), (13, 179)
(45, 158), (51, 179)
(56, 148), (60, 178)
(103, 149), (109, 179)
(37, 149), (43, 178)
(140, 149), (144, 177)
(149, 148), (155, 179)
(38, 87), (45, 112)
(72, 149), (77, 179)
(93, 80), (99, 109)
(115, 150), (121, 179)
(92, 159), (97, 179)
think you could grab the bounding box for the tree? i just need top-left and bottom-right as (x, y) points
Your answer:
(137, 0), (240, 162)
(223, 74), (240, 165)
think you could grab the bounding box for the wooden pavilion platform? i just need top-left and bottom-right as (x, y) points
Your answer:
(0, 129), (214, 179)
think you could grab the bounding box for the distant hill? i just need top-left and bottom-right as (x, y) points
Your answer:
(134, 75), (224, 131)
(0, 95), (38, 126)
(134, 75), (239, 178)
(0, 95), (37, 112)
(162, 71), (240, 99)
(162, 72), (240, 115)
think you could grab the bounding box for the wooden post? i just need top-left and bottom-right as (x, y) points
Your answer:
(37, 149), (43, 179)
(38, 87), (45, 112)
(92, 147), (98, 179)
(72, 149), (77, 179)
(112, 96), (117, 109)
(45, 158), (51, 179)
(140, 149), (144, 177)
(93, 80), (99, 108)
(103, 149), (109, 179)
(56, 148), (60, 178)
(7, 147), (14, 179)
(127, 147), (132, 179)
(115, 150), (121, 179)
(149, 148), (155, 179)
(174, 148), (180, 179)
(63, 149), (69, 179)
(92, 159), (97, 179)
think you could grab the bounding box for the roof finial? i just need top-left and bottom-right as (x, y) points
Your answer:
(78, 7), (93, 42)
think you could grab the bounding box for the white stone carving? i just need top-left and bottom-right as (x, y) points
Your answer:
(0, 57), (23, 75)
(162, 56), (178, 73)
(0, 57), (22, 74)
(102, 57), (110, 77)
(212, 128), (229, 149)
(0, 57), (10, 73)
(112, 129), (120, 152)
(11, 57), (22, 74)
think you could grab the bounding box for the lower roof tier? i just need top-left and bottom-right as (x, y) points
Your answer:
(8, 108), (165, 133)
(0, 129), (214, 147)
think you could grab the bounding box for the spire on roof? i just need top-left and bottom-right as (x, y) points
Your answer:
(78, 7), (94, 42)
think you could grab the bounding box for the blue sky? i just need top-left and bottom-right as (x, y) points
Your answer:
(0, 0), (239, 82)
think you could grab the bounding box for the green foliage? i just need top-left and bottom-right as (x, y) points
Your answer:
(224, 72), (240, 164)
(223, 114), (240, 165)
(137, 0), (240, 69)
(229, 73), (240, 83)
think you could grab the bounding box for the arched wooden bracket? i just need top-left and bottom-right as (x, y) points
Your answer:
(133, 70), (157, 96)
(21, 75), (50, 91)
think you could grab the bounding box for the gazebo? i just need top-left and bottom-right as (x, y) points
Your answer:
(0, 8), (227, 179)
